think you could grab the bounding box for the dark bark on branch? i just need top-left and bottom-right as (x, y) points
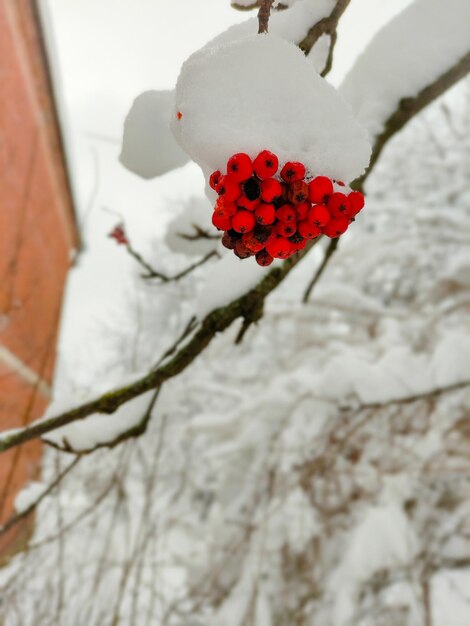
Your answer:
(0, 244), (314, 454)
(0, 457), (80, 537)
(298, 0), (351, 56)
(258, 0), (275, 33)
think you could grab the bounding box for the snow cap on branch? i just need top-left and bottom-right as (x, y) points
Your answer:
(340, 0), (470, 138)
(171, 34), (371, 184)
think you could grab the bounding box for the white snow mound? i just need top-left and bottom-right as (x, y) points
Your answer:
(120, 90), (189, 179)
(340, 0), (470, 138)
(171, 34), (371, 183)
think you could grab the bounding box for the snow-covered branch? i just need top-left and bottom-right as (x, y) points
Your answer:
(1, 4), (469, 459)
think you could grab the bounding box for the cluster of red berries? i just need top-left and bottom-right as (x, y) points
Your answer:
(209, 151), (365, 266)
(109, 223), (129, 245)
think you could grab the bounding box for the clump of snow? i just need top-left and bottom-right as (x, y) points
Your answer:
(45, 389), (157, 452)
(165, 196), (216, 256)
(340, 0), (470, 138)
(172, 34), (371, 183)
(120, 90), (189, 179)
(14, 482), (46, 515)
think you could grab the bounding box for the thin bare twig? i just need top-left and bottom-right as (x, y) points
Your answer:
(143, 250), (218, 281)
(258, 0), (275, 33)
(298, 0), (351, 57)
(302, 238), (339, 303)
(0, 456), (80, 537)
(125, 242), (218, 282)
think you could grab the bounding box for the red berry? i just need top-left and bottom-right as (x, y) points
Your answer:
(322, 216), (349, 238)
(266, 236), (292, 259)
(255, 203), (276, 225)
(275, 221), (296, 237)
(253, 224), (276, 247)
(215, 197), (237, 216)
(232, 209), (256, 234)
(209, 170), (222, 190)
(308, 176), (333, 204)
(260, 178), (283, 202)
(298, 220), (321, 239)
(242, 232), (265, 253)
(348, 191), (365, 217)
(280, 162), (306, 182)
(308, 204), (330, 227)
(327, 193), (350, 218)
(276, 204), (297, 223)
(287, 180), (309, 204)
(212, 211), (232, 231)
(295, 202), (311, 221)
(234, 239), (253, 259)
(253, 150), (279, 179)
(216, 175), (241, 202)
(290, 237), (307, 252)
(237, 195), (260, 211)
(221, 231), (237, 249)
(227, 153), (253, 182)
(256, 249), (274, 267)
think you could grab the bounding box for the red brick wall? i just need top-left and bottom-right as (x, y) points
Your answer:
(0, 0), (77, 557)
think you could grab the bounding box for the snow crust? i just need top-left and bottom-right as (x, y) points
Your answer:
(120, 90), (189, 179)
(172, 34), (371, 183)
(340, 0), (470, 137)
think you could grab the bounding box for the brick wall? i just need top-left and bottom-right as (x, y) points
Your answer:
(0, 0), (77, 558)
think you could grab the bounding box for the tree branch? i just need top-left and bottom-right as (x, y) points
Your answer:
(298, 0), (351, 57)
(1, 25), (468, 457)
(302, 238), (338, 303)
(0, 243), (314, 454)
(353, 51), (470, 191)
(126, 243), (218, 282)
(258, 0), (275, 33)
(0, 456), (80, 537)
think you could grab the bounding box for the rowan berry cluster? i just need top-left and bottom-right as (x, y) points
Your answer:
(210, 151), (365, 266)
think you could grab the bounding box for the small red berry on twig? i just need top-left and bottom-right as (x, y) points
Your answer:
(109, 224), (129, 245)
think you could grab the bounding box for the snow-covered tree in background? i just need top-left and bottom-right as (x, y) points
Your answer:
(1, 1), (470, 624)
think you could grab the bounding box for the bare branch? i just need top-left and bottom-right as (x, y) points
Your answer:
(354, 379), (470, 412)
(142, 250), (219, 281)
(258, 0), (275, 33)
(0, 456), (80, 537)
(298, 0), (351, 56)
(302, 238), (338, 303)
